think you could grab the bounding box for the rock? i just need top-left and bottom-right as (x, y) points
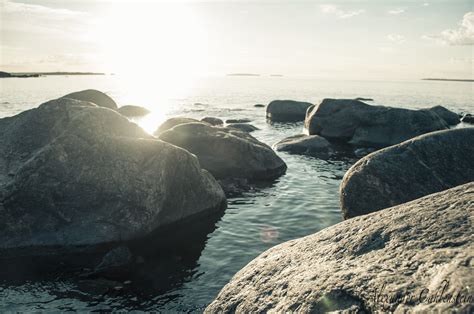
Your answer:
(428, 105), (460, 125)
(94, 246), (133, 274)
(353, 147), (377, 158)
(206, 183), (474, 313)
(158, 123), (286, 181)
(201, 117), (224, 126)
(61, 89), (118, 110)
(117, 105), (150, 117)
(225, 118), (251, 123)
(266, 100), (313, 122)
(354, 97), (374, 101)
(0, 98), (226, 256)
(461, 113), (474, 124)
(305, 98), (448, 148)
(153, 117), (203, 135)
(340, 128), (474, 219)
(254, 104), (265, 108)
(226, 123), (259, 133)
(273, 134), (333, 157)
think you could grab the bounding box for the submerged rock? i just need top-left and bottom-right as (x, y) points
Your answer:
(201, 117), (224, 126)
(273, 134), (333, 157)
(117, 105), (150, 117)
(153, 117), (203, 135)
(158, 123), (286, 181)
(428, 105), (460, 125)
(266, 100), (313, 122)
(461, 113), (474, 124)
(206, 183), (474, 313)
(0, 98), (226, 256)
(254, 104), (265, 108)
(340, 128), (474, 219)
(305, 98), (448, 148)
(94, 246), (133, 275)
(62, 89), (118, 110)
(226, 123), (259, 133)
(225, 118), (251, 123)
(354, 97), (374, 101)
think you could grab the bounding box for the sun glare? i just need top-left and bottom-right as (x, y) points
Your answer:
(93, 3), (209, 133)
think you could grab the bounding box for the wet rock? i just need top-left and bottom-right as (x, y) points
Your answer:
(254, 104), (265, 108)
(353, 147), (377, 158)
(206, 183), (474, 313)
(158, 123), (286, 181)
(117, 105), (150, 117)
(273, 134), (333, 157)
(62, 89), (118, 110)
(201, 117), (224, 126)
(354, 97), (374, 101)
(153, 117), (203, 135)
(428, 105), (460, 125)
(226, 123), (259, 133)
(0, 98), (226, 257)
(305, 98), (448, 148)
(461, 113), (474, 124)
(225, 118), (251, 123)
(340, 128), (474, 219)
(266, 100), (313, 122)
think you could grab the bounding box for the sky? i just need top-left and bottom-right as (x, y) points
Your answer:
(0, 0), (473, 80)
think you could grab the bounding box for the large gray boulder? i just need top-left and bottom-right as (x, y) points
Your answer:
(266, 100), (313, 122)
(158, 123), (287, 180)
(62, 89), (118, 110)
(0, 98), (226, 256)
(207, 183), (474, 313)
(153, 117), (203, 135)
(305, 99), (448, 148)
(428, 105), (460, 125)
(117, 105), (150, 117)
(340, 128), (474, 219)
(273, 134), (333, 157)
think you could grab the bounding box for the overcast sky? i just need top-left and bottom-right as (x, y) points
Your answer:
(0, 0), (472, 79)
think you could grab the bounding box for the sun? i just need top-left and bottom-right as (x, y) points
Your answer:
(92, 2), (209, 133)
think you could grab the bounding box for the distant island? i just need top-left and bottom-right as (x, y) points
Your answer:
(0, 71), (106, 78)
(227, 73), (260, 77)
(270, 74), (283, 77)
(422, 78), (474, 82)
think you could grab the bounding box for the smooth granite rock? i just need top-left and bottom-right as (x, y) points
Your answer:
(207, 183), (474, 313)
(428, 105), (460, 126)
(117, 105), (150, 117)
(201, 117), (224, 126)
(340, 128), (474, 219)
(305, 99), (448, 148)
(158, 123), (286, 180)
(273, 134), (333, 157)
(461, 113), (474, 124)
(153, 117), (203, 135)
(0, 98), (226, 256)
(266, 100), (313, 122)
(62, 89), (118, 110)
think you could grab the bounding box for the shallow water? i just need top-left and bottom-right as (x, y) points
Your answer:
(0, 76), (472, 311)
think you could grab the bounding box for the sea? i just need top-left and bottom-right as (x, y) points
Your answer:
(0, 75), (472, 311)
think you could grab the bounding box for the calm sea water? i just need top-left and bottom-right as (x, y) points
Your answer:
(0, 76), (472, 311)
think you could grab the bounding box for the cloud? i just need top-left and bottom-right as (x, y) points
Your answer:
(388, 8), (405, 15)
(320, 4), (365, 19)
(387, 34), (406, 44)
(423, 12), (474, 45)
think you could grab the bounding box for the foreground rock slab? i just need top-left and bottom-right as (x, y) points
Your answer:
(0, 98), (226, 256)
(266, 100), (313, 122)
(158, 123), (286, 180)
(62, 89), (118, 110)
(207, 183), (474, 313)
(340, 128), (474, 219)
(305, 99), (448, 148)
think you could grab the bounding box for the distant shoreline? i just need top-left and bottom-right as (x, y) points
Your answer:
(422, 78), (474, 82)
(0, 71), (106, 78)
